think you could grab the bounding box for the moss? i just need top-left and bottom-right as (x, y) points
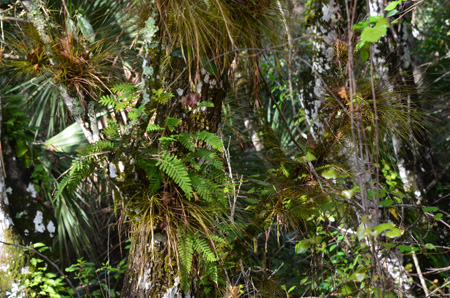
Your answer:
(0, 230), (28, 295)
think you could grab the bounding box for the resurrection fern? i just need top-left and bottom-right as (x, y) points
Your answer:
(99, 83), (139, 112)
(157, 153), (193, 199)
(152, 88), (174, 104)
(102, 119), (120, 140)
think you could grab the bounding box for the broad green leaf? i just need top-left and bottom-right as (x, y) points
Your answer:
(387, 9), (399, 17)
(295, 240), (311, 254)
(385, 228), (402, 238)
(379, 199), (394, 207)
(33, 242), (46, 248)
(361, 17), (389, 42)
(76, 14), (95, 42)
(302, 152), (317, 162)
(350, 269), (366, 282)
(197, 102), (214, 108)
(372, 222), (395, 235)
(385, 0), (403, 11)
(423, 206), (438, 212)
(424, 243), (436, 250)
(433, 213), (443, 220)
(341, 186), (359, 199)
(201, 56), (219, 76)
(322, 168), (338, 179)
(353, 19), (369, 30)
(399, 245), (412, 253)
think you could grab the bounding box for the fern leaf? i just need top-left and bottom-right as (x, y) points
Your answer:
(157, 154), (193, 198)
(193, 236), (217, 262)
(176, 133), (196, 151)
(99, 94), (117, 108)
(194, 149), (223, 169)
(178, 233), (194, 286)
(146, 123), (164, 131)
(190, 174), (221, 202)
(195, 131), (223, 152)
(167, 117), (181, 132)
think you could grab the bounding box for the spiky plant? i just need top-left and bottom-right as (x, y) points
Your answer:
(0, 0), (132, 264)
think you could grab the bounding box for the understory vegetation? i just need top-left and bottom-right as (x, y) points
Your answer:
(0, 0), (449, 297)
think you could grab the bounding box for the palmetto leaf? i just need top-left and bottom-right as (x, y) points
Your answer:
(43, 121), (88, 153)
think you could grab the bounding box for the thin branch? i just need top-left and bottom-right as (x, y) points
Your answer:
(0, 240), (81, 298)
(411, 250), (429, 296)
(0, 16), (29, 22)
(258, 66), (305, 155)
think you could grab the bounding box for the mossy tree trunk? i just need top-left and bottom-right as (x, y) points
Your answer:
(120, 56), (228, 297)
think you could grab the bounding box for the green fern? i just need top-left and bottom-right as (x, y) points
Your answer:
(193, 235), (217, 262)
(190, 173), (221, 202)
(102, 119), (120, 140)
(157, 154), (193, 199)
(111, 83), (139, 96)
(146, 123), (164, 131)
(195, 131), (223, 152)
(176, 133), (196, 151)
(167, 117), (181, 132)
(178, 232), (194, 286)
(194, 148), (223, 169)
(152, 88), (174, 104)
(137, 159), (162, 195)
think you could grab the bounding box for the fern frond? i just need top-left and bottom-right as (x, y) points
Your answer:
(190, 174), (221, 202)
(183, 153), (201, 171)
(111, 83), (139, 95)
(193, 235), (217, 262)
(194, 148), (223, 169)
(176, 133), (196, 151)
(152, 88), (174, 104)
(204, 166), (228, 184)
(99, 94), (117, 108)
(167, 117), (181, 132)
(157, 154), (193, 198)
(203, 261), (218, 283)
(146, 123), (164, 131)
(195, 131), (223, 152)
(178, 232), (194, 286)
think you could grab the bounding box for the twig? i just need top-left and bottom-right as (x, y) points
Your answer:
(411, 250), (429, 296)
(0, 240), (81, 298)
(258, 66), (305, 155)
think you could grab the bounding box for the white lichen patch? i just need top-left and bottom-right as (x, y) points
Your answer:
(176, 88), (184, 96)
(118, 161), (125, 173)
(47, 221), (55, 238)
(33, 211), (46, 233)
(321, 0), (338, 23)
(26, 183), (37, 199)
(109, 163), (118, 178)
(196, 81), (203, 94)
(204, 73), (210, 83)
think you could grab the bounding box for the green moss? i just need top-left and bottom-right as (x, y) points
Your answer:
(0, 231), (28, 295)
